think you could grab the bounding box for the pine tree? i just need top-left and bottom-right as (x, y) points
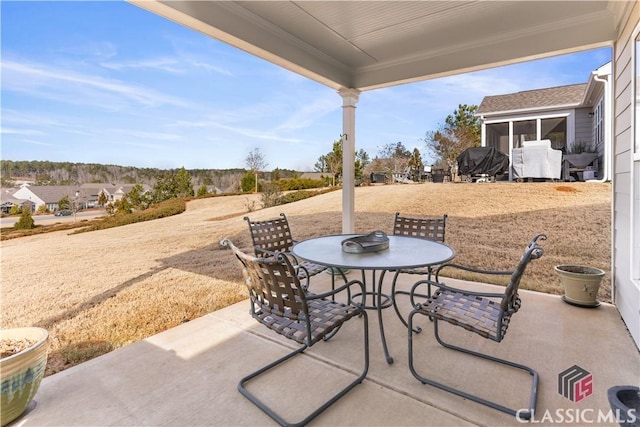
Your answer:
(14, 208), (35, 230)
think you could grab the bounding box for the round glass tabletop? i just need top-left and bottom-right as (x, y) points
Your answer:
(292, 234), (455, 270)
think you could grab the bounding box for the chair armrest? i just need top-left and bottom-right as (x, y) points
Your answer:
(257, 247), (302, 265)
(408, 278), (508, 307)
(434, 263), (513, 282)
(428, 282), (508, 300)
(408, 279), (438, 307)
(255, 247), (277, 257)
(306, 279), (366, 307)
(293, 263), (310, 278)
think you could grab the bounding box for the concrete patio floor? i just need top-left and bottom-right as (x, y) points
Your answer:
(16, 272), (639, 426)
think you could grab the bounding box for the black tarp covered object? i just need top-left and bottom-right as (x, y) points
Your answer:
(456, 147), (509, 178)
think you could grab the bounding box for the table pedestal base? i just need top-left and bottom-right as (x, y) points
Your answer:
(349, 270), (395, 364)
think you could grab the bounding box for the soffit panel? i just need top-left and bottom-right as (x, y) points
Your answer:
(355, 10), (616, 89)
(131, 0), (622, 91)
(236, 1), (377, 68)
(350, 1), (611, 61)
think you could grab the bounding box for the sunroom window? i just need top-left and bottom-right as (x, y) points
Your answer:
(513, 120), (536, 148)
(485, 122), (509, 154)
(541, 117), (567, 151)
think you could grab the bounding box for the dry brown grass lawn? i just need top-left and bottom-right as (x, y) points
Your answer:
(0, 182), (611, 376)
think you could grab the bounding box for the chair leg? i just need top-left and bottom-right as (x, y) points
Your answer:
(407, 312), (538, 420)
(239, 313), (369, 427)
(323, 268), (353, 342)
(391, 270), (433, 333)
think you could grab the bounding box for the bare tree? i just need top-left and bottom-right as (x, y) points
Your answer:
(245, 148), (268, 193)
(424, 104), (481, 176)
(377, 141), (411, 176)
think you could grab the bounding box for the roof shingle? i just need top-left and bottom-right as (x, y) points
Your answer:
(477, 83), (587, 115)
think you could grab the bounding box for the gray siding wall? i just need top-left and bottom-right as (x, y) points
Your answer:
(613, 2), (640, 349)
(574, 107), (593, 148)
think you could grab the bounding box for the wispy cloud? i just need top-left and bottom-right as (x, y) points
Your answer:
(100, 57), (185, 73)
(166, 34), (237, 76)
(110, 129), (183, 141)
(2, 59), (190, 109)
(100, 45), (234, 76)
(209, 122), (303, 143)
(274, 94), (337, 132)
(188, 59), (233, 76)
(107, 140), (167, 150)
(0, 128), (46, 136)
(58, 41), (118, 62)
(20, 139), (53, 147)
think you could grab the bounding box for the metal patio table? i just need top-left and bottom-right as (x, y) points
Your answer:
(292, 234), (456, 364)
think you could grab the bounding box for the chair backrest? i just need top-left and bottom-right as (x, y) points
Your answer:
(222, 239), (307, 321)
(393, 212), (447, 242)
(502, 233), (546, 313)
(244, 213), (295, 256)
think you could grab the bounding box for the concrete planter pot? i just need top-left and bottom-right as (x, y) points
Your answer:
(0, 327), (49, 426)
(554, 265), (605, 308)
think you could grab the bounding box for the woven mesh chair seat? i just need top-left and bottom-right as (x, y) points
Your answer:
(255, 295), (361, 346)
(297, 260), (328, 278)
(417, 288), (521, 341)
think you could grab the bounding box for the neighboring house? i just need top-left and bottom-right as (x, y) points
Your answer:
(0, 190), (35, 214)
(12, 185), (84, 212)
(9, 183), (150, 212)
(477, 62), (612, 181)
(80, 183), (152, 207)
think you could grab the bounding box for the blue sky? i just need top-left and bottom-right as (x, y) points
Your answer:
(1, 1), (612, 172)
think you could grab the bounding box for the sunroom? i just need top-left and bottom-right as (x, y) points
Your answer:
(477, 62), (612, 182)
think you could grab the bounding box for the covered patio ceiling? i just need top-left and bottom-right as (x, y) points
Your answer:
(129, 1), (632, 232)
(130, 1), (629, 91)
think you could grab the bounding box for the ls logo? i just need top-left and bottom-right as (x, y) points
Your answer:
(558, 365), (593, 402)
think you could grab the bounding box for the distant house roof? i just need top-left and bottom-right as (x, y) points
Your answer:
(80, 183), (151, 197)
(19, 185), (79, 204)
(477, 83), (588, 116)
(0, 193), (29, 206)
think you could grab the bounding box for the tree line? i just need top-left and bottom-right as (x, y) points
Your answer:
(3, 103), (481, 190)
(0, 160), (292, 193)
(311, 104), (481, 183)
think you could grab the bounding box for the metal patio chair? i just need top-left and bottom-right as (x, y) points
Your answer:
(407, 233), (546, 420)
(390, 212), (448, 331)
(244, 213), (331, 290)
(221, 239), (369, 427)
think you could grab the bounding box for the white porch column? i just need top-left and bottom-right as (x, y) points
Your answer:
(338, 88), (360, 234)
(508, 121), (514, 181)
